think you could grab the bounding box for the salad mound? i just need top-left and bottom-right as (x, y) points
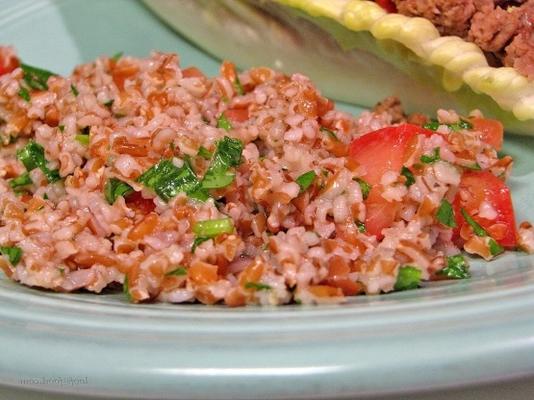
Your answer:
(0, 47), (532, 306)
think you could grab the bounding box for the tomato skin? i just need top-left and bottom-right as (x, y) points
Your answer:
(349, 124), (432, 185)
(453, 171), (517, 248)
(376, 0), (397, 13)
(0, 49), (19, 76)
(470, 118), (504, 151)
(349, 124), (432, 238)
(125, 191), (156, 215)
(364, 187), (399, 238)
(224, 108), (249, 123)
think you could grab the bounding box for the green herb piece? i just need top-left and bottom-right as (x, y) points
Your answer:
(103, 99), (114, 108)
(191, 236), (210, 253)
(420, 147), (441, 164)
(75, 134), (90, 146)
(70, 84), (79, 96)
(111, 51), (123, 62)
(449, 119), (473, 131)
(423, 119), (472, 132)
(20, 63), (56, 91)
(58, 267), (65, 276)
(193, 218), (234, 237)
(401, 166), (415, 187)
(138, 159), (205, 202)
(320, 126), (338, 141)
(43, 193), (48, 200)
(16, 141), (61, 183)
(439, 255), (471, 279)
(423, 119), (440, 131)
(394, 266), (422, 291)
(233, 74), (244, 95)
(216, 113), (232, 132)
(201, 136), (243, 189)
(436, 199), (456, 228)
(197, 146), (213, 160)
(58, 125), (65, 133)
(488, 238), (504, 257)
(296, 171), (316, 193)
(166, 266), (188, 276)
(464, 162), (482, 171)
(9, 173), (32, 189)
(18, 87), (30, 102)
(104, 178), (134, 205)
(460, 208), (487, 237)
(355, 178), (372, 200)
(123, 275), (132, 301)
(356, 221), (366, 233)
(244, 282), (272, 291)
(0, 246), (22, 265)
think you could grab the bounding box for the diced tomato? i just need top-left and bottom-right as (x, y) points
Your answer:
(453, 171), (517, 248)
(224, 108), (249, 123)
(0, 47), (19, 76)
(349, 124), (432, 238)
(376, 0), (397, 13)
(125, 191), (156, 214)
(470, 118), (504, 151)
(364, 187), (400, 238)
(181, 66), (205, 79)
(349, 124), (432, 185)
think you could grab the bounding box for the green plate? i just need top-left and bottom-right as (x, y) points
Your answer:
(2, 1), (534, 399)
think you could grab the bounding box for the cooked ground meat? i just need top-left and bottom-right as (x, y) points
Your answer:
(386, 0), (534, 79)
(468, 3), (519, 52)
(392, 0), (476, 37)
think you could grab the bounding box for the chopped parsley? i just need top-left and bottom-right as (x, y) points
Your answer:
(104, 178), (134, 205)
(16, 141), (60, 183)
(58, 125), (65, 133)
(460, 208), (487, 237)
(75, 134), (90, 146)
(488, 238), (504, 257)
(216, 113), (232, 132)
(420, 147), (441, 164)
(464, 162), (482, 171)
(123, 275), (132, 301)
(355, 177), (371, 200)
(401, 166), (415, 187)
(193, 218), (234, 237)
(111, 51), (123, 62)
(201, 136), (243, 189)
(166, 266), (188, 276)
(394, 266), (422, 291)
(0, 246), (22, 265)
(439, 255), (470, 279)
(295, 170), (316, 193)
(436, 199), (456, 228)
(449, 119), (473, 131)
(233, 74), (244, 95)
(424, 118), (472, 132)
(18, 87), (30, 102)
(138, 159), (206, 202)
(20, 63), (56, 91)
(423, 119), (440, 131)
(9, 173), (32, 189)
(356, 220), (366, 233)
(103, 99), (114, 108)
(197, 146), (213, 160)
(320, 126), (338, 141)
(70, 84), (79, 97)
(460, 208), (504, 256)
(244, 282), (272, 291)
(191, 236), (210, 253)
